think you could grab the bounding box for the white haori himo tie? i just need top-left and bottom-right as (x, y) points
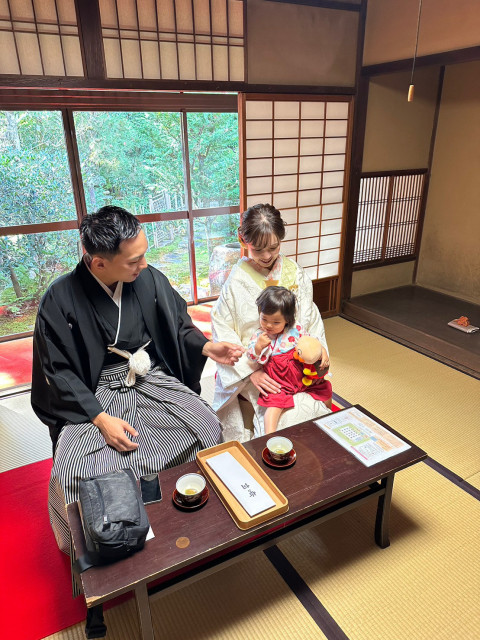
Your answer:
(107, 341), (151, 386)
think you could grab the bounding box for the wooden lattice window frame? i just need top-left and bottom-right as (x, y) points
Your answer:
(353, 169), (427, 268)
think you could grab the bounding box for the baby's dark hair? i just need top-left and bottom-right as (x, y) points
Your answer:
(256, 286), (296, 329)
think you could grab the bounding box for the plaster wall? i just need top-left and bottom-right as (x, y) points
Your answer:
(353, 67), (438, 296)
(363, 67), (439, 172)
(416, 60), (480, 303)
(363, 0), (480, 66)
(352, 262), (415, 297)
(247, 0), (358, 86)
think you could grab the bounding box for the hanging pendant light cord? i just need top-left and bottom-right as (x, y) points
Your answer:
(410, 0), (423, 86)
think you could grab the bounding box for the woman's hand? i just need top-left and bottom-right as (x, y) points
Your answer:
(250, 369), (282, 396)
(319, 347), (330, 369)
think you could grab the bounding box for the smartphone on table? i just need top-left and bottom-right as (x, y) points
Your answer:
(140, 473), (162, 505)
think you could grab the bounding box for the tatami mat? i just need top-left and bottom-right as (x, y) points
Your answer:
(0, 396), (51, 472)
(278, 463), (480, 640)
(4, 318), (478, 640)
(466, 471), (480, 490)
(45, 552), (327, 640)
(324, 317), (480, 480)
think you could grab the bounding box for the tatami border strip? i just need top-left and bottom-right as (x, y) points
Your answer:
(423, 457), (480, 501)
(332, 391), (352, 408)
(264, 546), (350, 640)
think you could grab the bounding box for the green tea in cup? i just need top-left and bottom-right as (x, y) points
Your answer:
(176, 473), (206, 504)
(266, 436), (293, 463)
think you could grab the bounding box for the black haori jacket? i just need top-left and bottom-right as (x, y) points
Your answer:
(31, 260), (208, 445)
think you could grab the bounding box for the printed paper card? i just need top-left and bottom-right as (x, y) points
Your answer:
(315, 407), (411, 467)
(206, 451), (276, 516)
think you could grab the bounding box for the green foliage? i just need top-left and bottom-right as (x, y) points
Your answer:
(0, 108), (240, 335)
(0, 111), (76, 226)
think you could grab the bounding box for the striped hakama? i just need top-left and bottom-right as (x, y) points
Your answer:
(49, 361), (221, 554)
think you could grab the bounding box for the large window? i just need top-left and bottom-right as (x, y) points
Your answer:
(0, 111), (81, 338)
(0, 103), (239, 339)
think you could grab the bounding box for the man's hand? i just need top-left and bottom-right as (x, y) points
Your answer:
(255, 332), (271, 355)
(250, 369), (282, 396)
(92, 411), (139, 452)
(202, 341), (245, 365)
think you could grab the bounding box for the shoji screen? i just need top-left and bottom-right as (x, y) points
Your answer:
(240, 95), (351, 311)
(0, 0), (83, 76)
(98, 0), (245, 81)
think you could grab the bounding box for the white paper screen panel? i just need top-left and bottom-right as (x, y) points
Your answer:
(243, 97), (350, 280)
(0, 0), (83, 76)
(99, 0), (245, 80)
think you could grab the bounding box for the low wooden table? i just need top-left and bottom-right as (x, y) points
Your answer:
(67, 406), (426, 639)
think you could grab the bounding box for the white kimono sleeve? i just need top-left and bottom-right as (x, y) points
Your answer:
(211, 274), (259, 390)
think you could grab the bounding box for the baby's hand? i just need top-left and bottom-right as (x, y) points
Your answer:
(255, 332), (272, 355)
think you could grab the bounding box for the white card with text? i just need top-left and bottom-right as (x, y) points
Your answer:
(206, 452), (276, 517)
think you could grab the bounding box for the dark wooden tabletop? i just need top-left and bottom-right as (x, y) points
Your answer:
(68, 405), (426, 605)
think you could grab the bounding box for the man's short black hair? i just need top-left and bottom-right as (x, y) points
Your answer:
(79, 205), (141, 257)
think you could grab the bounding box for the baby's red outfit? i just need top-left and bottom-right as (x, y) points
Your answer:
(258, 350), (332, 409)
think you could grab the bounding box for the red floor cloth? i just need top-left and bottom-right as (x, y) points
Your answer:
(0, 459), (87, 640)
(0, 336), (33, 390)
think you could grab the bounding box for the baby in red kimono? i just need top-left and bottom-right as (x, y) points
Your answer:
(247, 286), (332, 434)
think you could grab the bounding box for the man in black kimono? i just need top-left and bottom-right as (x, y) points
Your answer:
(32, 205), (243, 553)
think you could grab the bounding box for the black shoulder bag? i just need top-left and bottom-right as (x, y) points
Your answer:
(73, 468), (150, 574)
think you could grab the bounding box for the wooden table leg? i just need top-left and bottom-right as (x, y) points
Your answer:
(375, 473), (394, 548)
(135, 584), (155, 640)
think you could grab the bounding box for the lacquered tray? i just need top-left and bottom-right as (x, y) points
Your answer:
(196, 441), (289, 530)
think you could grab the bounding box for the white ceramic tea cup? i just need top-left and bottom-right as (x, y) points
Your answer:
(266, 436), (293, 463)
(175, 473), (206, 504)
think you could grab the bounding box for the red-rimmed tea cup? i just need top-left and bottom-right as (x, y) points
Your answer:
(175, 473), (206, 505)
(266, 436), (293, 463)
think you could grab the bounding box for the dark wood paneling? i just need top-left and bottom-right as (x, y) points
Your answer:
(0, 75), (356, 93)
(62, 109), (87, 222)
(313, 279), (333, 314)
(267, 0), (362, 11)
(339, 0), (367, 303)
(362, 46), (480, 77)
(412, 66), (445, 282)
(0, 89), (238, 111)
(341, 286), (480, 379)
(352, 255), (415, 272)
(0, 221), (78, 237)
(341, 73), (369, 301)
(361, 168), (427, 178)
(74, 0), (105, 79)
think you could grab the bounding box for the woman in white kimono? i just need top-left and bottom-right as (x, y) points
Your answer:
(211, 203), (332, 442)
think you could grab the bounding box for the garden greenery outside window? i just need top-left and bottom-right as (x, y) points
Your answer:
(0, 106), (240, 339)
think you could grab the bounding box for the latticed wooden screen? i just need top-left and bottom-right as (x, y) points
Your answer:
(354, 170), (427, 265)
(99, 0), (245, 80)
(241, 95), (350, 284)
(0, 0), (83, 76)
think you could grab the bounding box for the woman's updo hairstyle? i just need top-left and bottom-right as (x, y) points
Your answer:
(239, 203), (286, 248)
